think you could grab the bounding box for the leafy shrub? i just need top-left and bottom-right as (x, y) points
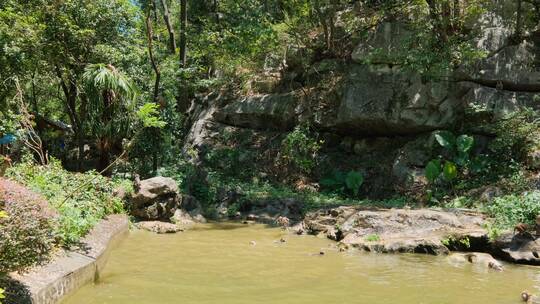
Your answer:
(0, 179), (56, 274)
(320, 170), (364, 197)
(489, 109), (540, 163)
(280, 125), (322, 174)
(6, 159), (126, 245)
(425, 131), (484, 183)
(485, 191), (540, 229)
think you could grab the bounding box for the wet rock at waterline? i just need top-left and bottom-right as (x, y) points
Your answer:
(136, 221), (182, 234)
(226, 197), (303, 225)
(447, 252), (503, 271)
(493, 232), (540, 265)
(303, 207), (488, 255)
(129, 176), (180, 221)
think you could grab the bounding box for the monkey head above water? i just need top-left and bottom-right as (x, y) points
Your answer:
(275, 216), (290, 228)
(521, 290), (540, 303)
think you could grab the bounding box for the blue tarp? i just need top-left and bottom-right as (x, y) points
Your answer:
(0, 134), (16, 145)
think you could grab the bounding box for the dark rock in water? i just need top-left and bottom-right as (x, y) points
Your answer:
(493, 233), (540, 265)
(136, 221), (182, 234)
(303, 207), (488, 255)
(233, 198), (304, 225)
(246, 214), (259, 221)
(129, 177), (180, 221)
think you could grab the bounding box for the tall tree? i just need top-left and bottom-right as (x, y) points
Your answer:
(160, 0), (177, 53)
(145, 2), (161, 103)
(83, 64), (136, 175)
(180, 0), (188, 66)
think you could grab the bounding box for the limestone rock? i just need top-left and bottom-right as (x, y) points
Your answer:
(315, 64), (462, 135)
(493, 233), (540, 265)
(136, 221), (182, 234)
(303, 207), (488, 255)
(213, 93), (298, 131)
(351, 21), (413, 64)
(129, 177), (180, 221)
(448, 252), (503, 271)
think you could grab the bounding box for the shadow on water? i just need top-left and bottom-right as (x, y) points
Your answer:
(190, 221), (275, 231)
(0, 276), (32, 304)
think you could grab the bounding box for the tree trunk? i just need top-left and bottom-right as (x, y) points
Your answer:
(180, 0), (187, 67)
(97, 138), (111, 176)
(516, 0), (523, 37)
(426, 0), (448, 43)
(145, 9), (161, 103)
(55, 65), (84, 171)
(214, 0), (219, 23)
(456, 74), (540, 93)
(160, 0), (177, 53)
(313, 1), (330, 51)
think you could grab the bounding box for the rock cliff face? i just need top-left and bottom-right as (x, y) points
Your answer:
(183, 4), (539, 197)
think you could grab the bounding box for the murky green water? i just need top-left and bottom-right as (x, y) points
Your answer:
(63, 223), (540, 304)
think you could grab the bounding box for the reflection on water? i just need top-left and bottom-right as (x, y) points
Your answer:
(63, 223), (540, 304)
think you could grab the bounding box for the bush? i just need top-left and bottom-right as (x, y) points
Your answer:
(280, 125), (322, 174)
(0, 179), (56, 274)
(6, 158), (126, 245)
(489, 109), (540, 164)
(485, 191), (540, 229)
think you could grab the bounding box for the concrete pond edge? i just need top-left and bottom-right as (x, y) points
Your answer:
(9, 214), (129, 304)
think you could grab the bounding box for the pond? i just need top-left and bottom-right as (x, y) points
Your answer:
(63, 223), (540, 304)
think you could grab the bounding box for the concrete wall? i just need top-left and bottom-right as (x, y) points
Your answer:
(10, 214), (129, 304)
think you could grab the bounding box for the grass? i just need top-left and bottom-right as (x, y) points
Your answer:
(6, 158), (130, 245)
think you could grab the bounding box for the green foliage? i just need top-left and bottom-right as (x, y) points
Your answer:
(364, 234), (380, 242)
(489, 109), (540, 163)
(482, 222), (502, 242)
(0, 109), (20, 135)
(280, 125), (322, 174)
(320, 170), (364, 197)
(443, 161), (458, 182)
(137, 103), (167, 128)
(345, 171), (364, 197)
(441, 236), (470, 248)
(83, 64), (136, 141)
(485, 191), (540, 230)
(425, 131), (486, 185)
(425, 160), (442, 184)
(6, 159), (126, 245)
(0, 287), (4, 303)
(434, 131), (456, 149)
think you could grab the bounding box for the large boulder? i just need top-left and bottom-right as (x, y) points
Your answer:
(129, 177), (180, 221)
(303, 207), (488, 255)
(492, 232), (540, 265)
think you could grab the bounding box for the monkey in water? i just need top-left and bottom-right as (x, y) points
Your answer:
(521, 290), (540, 303)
